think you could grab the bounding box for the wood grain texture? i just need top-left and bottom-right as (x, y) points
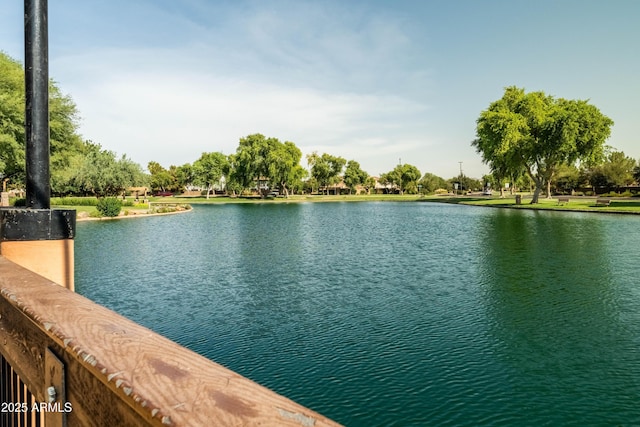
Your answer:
(0, 257), (342, 426)
(45, 348), (67, 427)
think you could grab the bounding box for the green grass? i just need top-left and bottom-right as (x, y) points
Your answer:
(52, 197), (151, 217)
(427, 195), (640, 214)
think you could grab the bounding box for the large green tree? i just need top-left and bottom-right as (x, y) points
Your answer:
(552, 164), (581, 194)
(0, 51), (84, 190)
(229, 134), (304, 197)
(192, 152), (229, 198)
(380, 163), (421, 194)
(306, 152), (346, 194)
(174, 163), (194, 191)
(148, 161), (175, 193)
(473, 86), (613, 203)
(586, 150), (636, 191)
(418, 172), (448, 194)
(343, 160), (369, 194)
(73, 142), (145, 197)
(266, 141), (305, 197)
(633, 162), (640, 185)
(0, 53), (26, 186)
(230, 134), (278, 196)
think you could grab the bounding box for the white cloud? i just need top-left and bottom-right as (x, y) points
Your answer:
(46, 1), (463, 177)
(56, 46), (433, 174)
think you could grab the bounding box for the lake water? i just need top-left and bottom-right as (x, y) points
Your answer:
(75, 202), (640, 426)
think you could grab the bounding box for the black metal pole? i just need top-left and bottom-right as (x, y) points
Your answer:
(1, 0), (75, 289)
(24, 0), (50, 209)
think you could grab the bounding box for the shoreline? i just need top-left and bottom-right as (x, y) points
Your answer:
(451, 201), (640, 216)
(75, 206), (193, 222)
(421, 195), (640, 216)
(62, 193), (640, 219)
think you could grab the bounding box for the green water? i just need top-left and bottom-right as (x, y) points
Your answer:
(75, 203), (640, 426)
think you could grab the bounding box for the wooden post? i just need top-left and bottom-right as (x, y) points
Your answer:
(0, 209), (76, 290)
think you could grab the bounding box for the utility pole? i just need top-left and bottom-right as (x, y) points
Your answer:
(458, 161), (463, 195)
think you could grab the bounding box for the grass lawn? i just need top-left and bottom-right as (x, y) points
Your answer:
(51, 198), (156, 218)
(426, 194), (640, 214)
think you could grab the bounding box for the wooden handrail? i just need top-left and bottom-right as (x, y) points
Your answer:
(0, 256), (341, 426)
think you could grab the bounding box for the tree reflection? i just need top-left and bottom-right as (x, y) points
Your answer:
(476, 209), (640, 424)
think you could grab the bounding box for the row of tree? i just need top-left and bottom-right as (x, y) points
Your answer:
(485, 149), (640, 196)
(147, 140), (492, 197)
(2, 52), (638, 199)
(0, 51), (486, 198)
(147, 135), (372, 197)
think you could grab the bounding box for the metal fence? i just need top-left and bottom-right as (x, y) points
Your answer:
(1, 353), (44, 427)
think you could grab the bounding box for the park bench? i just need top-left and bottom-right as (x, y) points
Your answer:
(595, 198), (611, 207)
(557, 196), (570, 205)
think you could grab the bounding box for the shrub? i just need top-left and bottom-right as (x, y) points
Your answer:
(604, 191), (632, 197)
(51, 197), (99, 206)
(96, 198), (122, 217)
(50, 197), (135, 206)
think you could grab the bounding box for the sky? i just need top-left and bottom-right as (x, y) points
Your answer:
(1, 0), (638, 179)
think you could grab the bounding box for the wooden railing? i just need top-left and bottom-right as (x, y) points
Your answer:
(0, 256), (341, 426)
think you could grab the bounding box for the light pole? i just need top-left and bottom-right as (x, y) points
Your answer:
(0, 0), (77, 289)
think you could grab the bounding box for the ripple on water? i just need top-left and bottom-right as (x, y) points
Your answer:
(75, 203), (640, 426)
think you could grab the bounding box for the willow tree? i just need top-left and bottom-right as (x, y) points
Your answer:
(473, 86), (613, 203)
(230, 134), (304, 197)
(267, 141), (305, 197)
(231, 134), (274, 195)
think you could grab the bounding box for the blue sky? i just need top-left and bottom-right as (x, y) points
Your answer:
(1, 0), (638, 179)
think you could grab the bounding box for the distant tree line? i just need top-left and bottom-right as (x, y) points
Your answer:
(3, 52), (638, 199)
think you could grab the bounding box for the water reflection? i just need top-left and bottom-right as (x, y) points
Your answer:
(477, 209), (640, 425)
(232, 203), (310, 348)
(75, 203), (640, 426)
